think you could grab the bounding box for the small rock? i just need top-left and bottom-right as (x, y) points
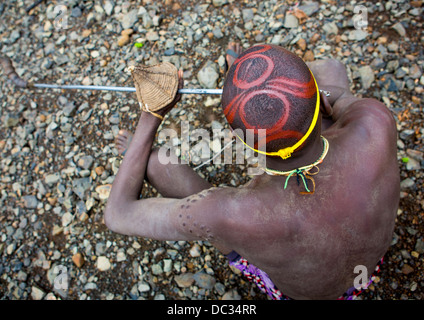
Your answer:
(298, 2), (320, 16)
(120, 9), (138, 29)
(212, 0), (228, 7)
(395, 67), (407, 79)
(82, 76), (92, 86)
(242, 8), (254, 22)
(164, 48), (175, 56)
(96, 184), (112, 200)
(116, 251), (126, 262)
(95, 166), (105, 176)
(322, 22), (338, 36)
(9, 30), (20, 43)
(138, 282), (150, 293)
(406, 149), (424, 162)
(6, 243), (16, 255)
(23, 195), (38, 209)
(401, 264), (414, 275)
(104, 1), (115, 16)
(399, 129), (415, 141)
(146, 31), (159, 42)
(78, 155), (94, 170)
(96, 243), (106, 256)
(73, 177), (91, 200)
(358, 66), (374, 90)
(213, 26), (224, 39)
(406, 157), (421, 171)
(348, 29), (368, 41)
(193, 271), (216, 289)
(303, 50), (314, 62)
(284, 14), (299, 28)
(310, 33), (320, 43)
(63, 103), (77, 117)
(163, 259), (172, 273)
(4, 114), (20, 128)
(72, 253), (85, 268)
(174, 273), (195, 288)
(84, 282), (98, 291)
(197, 61), (219, 88)
(215, 282), (226, 295)
(222, 289), (241, 300)
(62, 212), (73, 227)
(152, 263), (163, 275)
(31, 286), (46, 300)
(97, 256), (111, 271)
(297, 38), (307, 51)
(415, 238), (424, 254)
(392, 22), (406, 37)
(400, 178), (415, 190)
(118, 35), (130, 46)
(71, 7), (82, 18)
(409, 65), (422, 79)
(189, 243), (202, 257)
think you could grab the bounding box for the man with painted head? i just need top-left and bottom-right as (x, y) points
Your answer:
(105, 42), (399, 300)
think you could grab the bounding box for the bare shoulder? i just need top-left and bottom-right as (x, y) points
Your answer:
(336, 98), (396, 134)
(331, 98), (398, 151)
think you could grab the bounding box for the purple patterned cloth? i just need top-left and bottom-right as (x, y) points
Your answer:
(226, 251), (384, 300)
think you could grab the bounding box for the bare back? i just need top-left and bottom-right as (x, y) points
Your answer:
(210, 99), (400, 299)
(105, 56), (400, 300)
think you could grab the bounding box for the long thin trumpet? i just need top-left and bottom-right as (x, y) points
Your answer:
(0, 56), (223, 95)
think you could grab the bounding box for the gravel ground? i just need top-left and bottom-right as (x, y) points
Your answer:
(0, 0), (423, 300)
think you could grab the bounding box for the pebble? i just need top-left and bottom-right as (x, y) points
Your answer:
(284, 14), (299, 29)
(193, 271), (216, 289)
(120, 9), (138, 29)
(97, 256), (111, 271)
(62, 212), (73, 227)
(72, 253), (85, 268)
(392, 22), (407, 37)
(415, 239), (424, 254)
(96, 184), (112, 200)
(152, 263), (163, 275)
(174, 273), (195, 288)
(297, 38), (307, 51)
(348, 29), (368, 41)
(197, 61), (219, 88)
(406, 157), (421, 171)
(303, 50), (314, 62)
(23, 195), (38, 209)
(401, 264), (414, 275)
(299, 2), (320, 16)
(104, 1), (115, 16)
(222, 289), (241, 300)
(138, 282), (150, 293)
(400, 178), (415, 190)
(118, 35), (130, 46)
(189, 243), (202, 257)
(31, 286), (46, 300)
(322, 22), (338, 36)
(146, 31), (160, 42)
(212, 0), (229, 7)
(358, 66), (375, 90)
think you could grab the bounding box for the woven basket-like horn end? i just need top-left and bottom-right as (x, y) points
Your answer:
(130, 62), (179, 112)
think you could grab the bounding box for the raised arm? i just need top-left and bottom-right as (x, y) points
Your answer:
(103, 71), (228, 244)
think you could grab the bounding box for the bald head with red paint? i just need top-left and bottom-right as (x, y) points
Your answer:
(222, 44), (319, 154)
